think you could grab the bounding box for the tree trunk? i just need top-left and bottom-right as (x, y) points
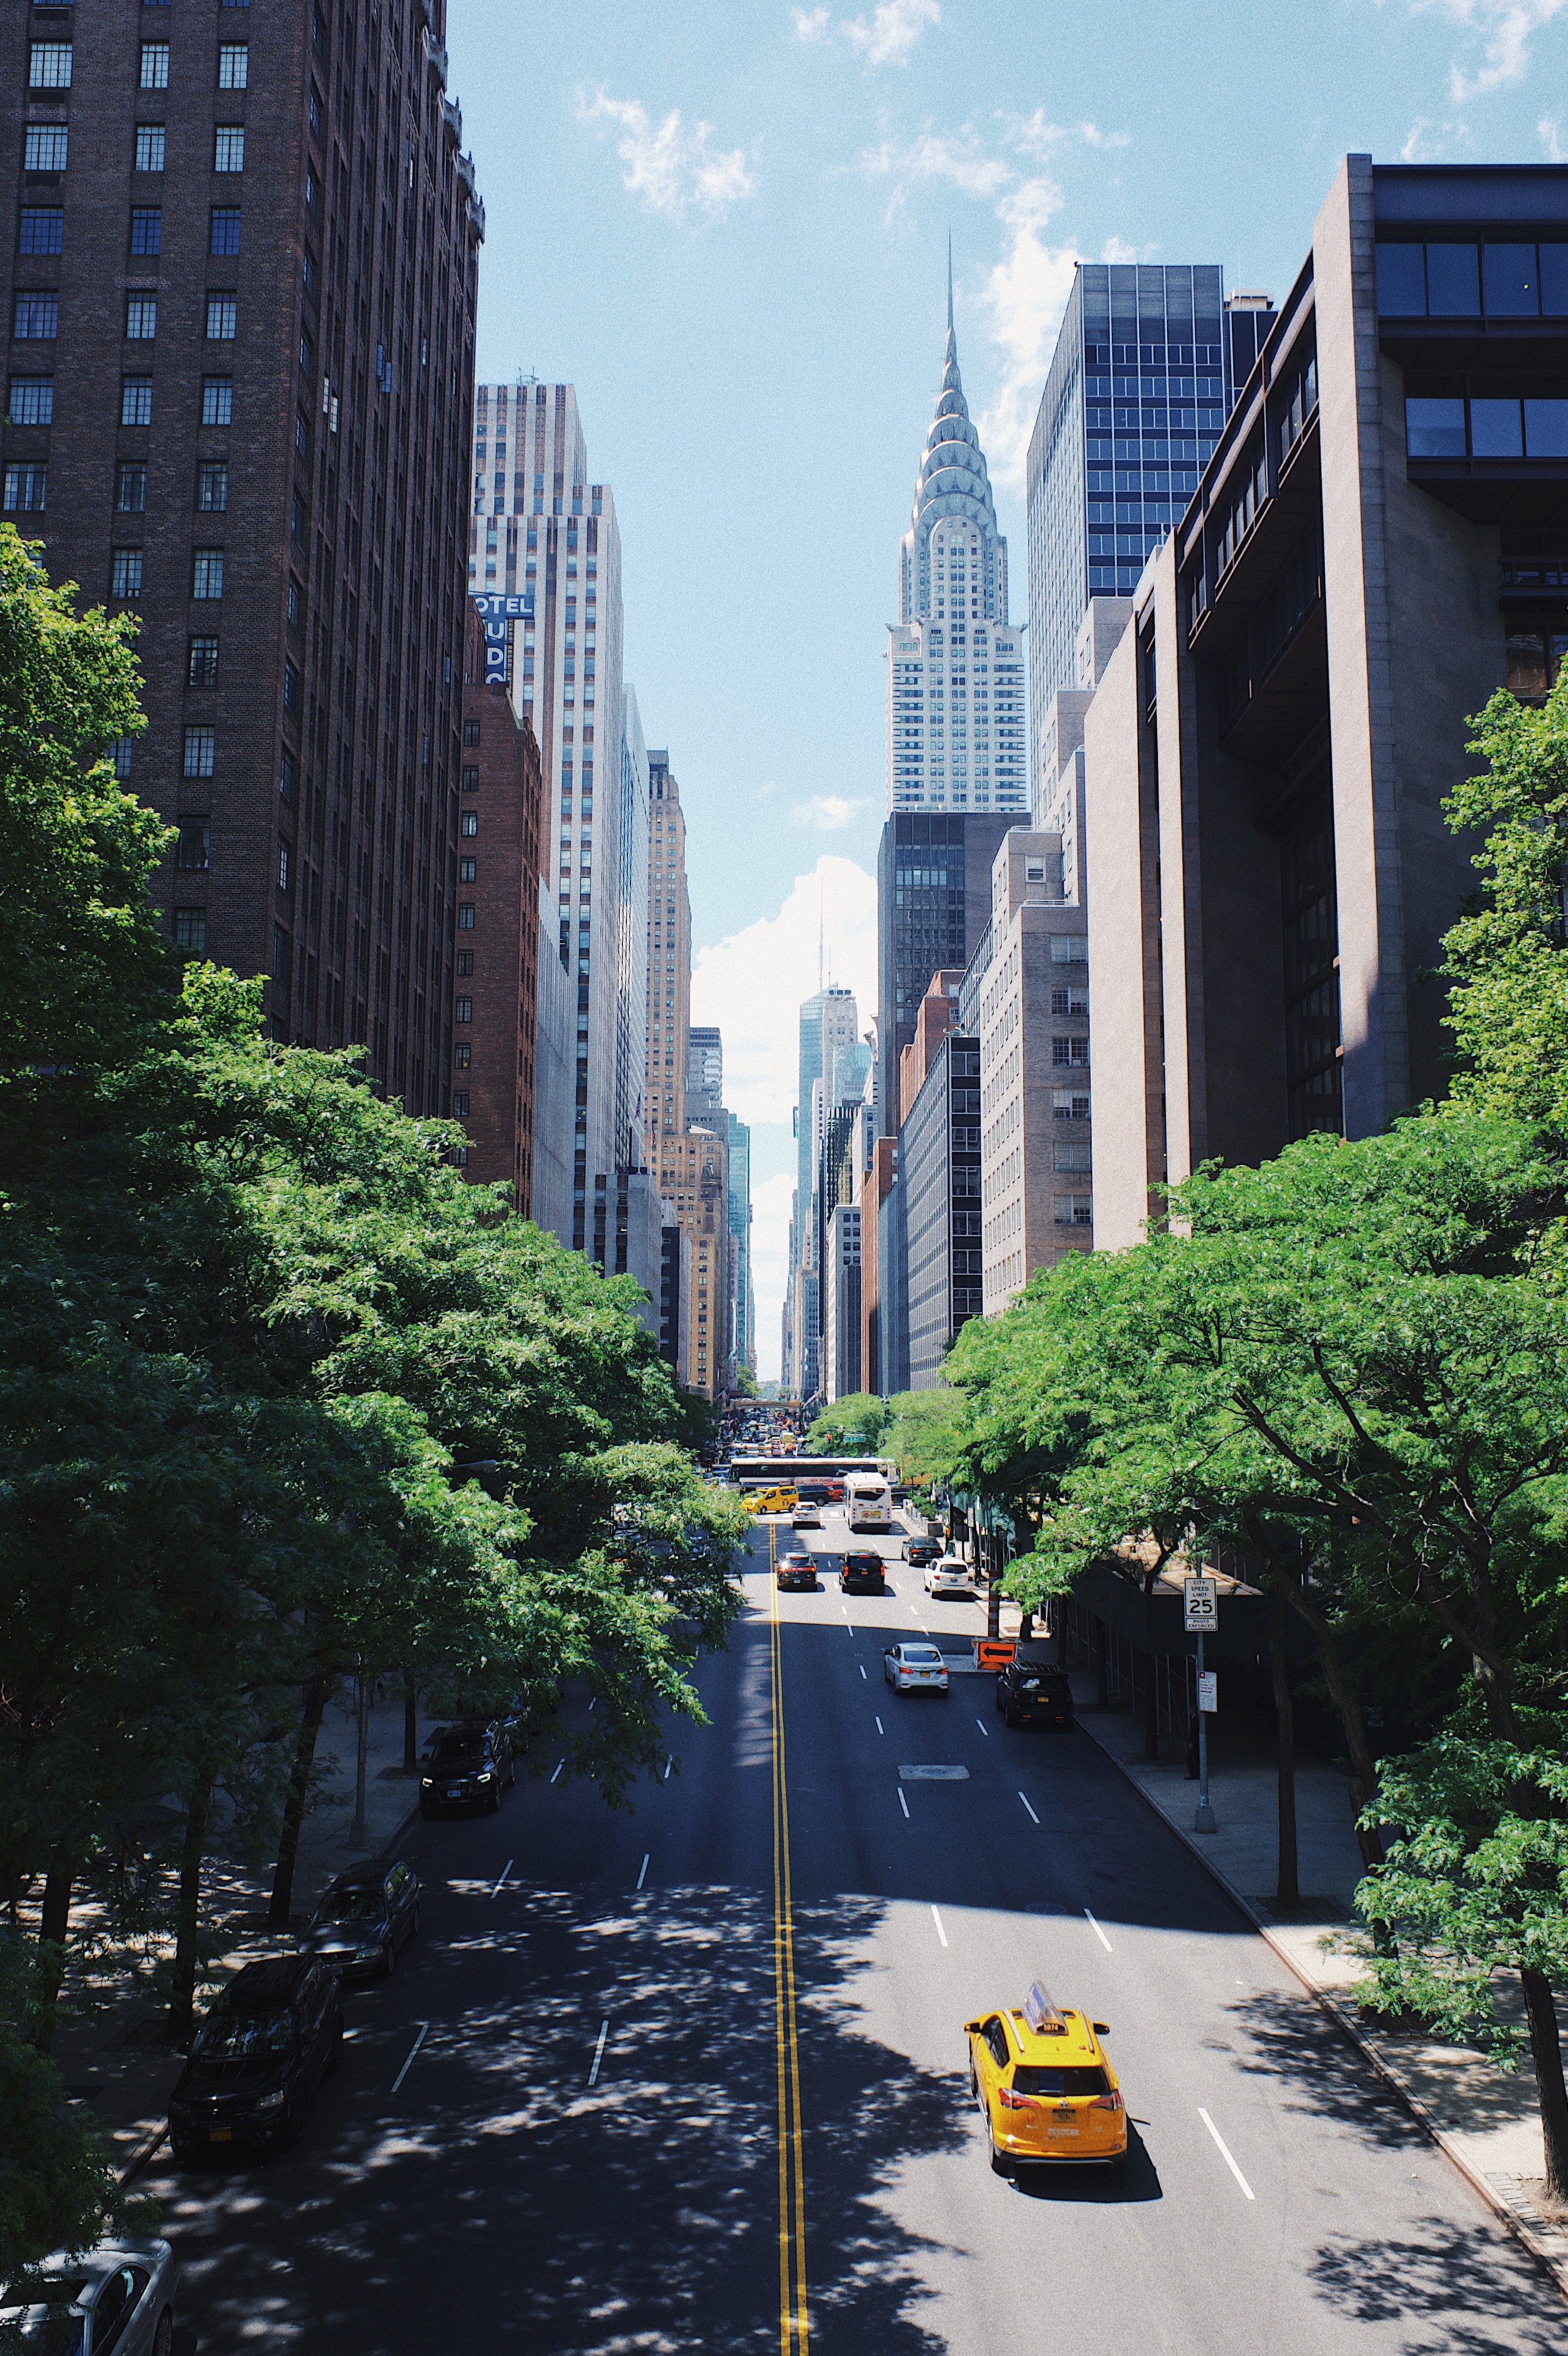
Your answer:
(169, 1778), (211, 2045)
(1268, 1582), (1299, 1908)
(403, 1669), (418, 1772)
(33, 1852), (75, 2053)
(1522, 1967), (1568, 2209)
(269, 1674), (331, 1927)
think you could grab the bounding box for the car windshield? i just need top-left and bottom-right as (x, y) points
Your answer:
(315, 1886), (384, 1923)
(902, 1646), (942, 1663)
(0, 2282), (89, 2354)
(1011, 2064), (1108, 2097)
(431, 1733), (484, 1766)
(192, 1999), (296, 2059)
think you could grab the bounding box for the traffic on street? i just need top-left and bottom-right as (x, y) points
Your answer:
(125, 1505), (1566, 2354)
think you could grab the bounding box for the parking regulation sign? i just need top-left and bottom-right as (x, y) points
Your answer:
(1184, 1575), (1218, 1634)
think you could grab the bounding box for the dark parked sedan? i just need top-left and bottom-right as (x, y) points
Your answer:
(169, 1956), (342, 2159)
(839, 1551), (888, 1594)
(996, 1655), (1075, 1730)
(299, 1858), (420, 1981)
(903, 1537), (942, 1567)
(420, 1720), (516, 1814)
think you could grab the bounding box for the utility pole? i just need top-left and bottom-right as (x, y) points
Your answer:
(1185, 1577), (1218, 1834)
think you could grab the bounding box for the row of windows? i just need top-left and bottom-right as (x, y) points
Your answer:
(1376, 239), (1568, 322)
(1406, 393), (1568, 461)
(22, 120), (248, 177)
(21, 206), (245, 259)
(28, 40), (248, 91)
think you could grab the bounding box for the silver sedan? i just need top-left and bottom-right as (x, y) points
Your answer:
(1, 2238), (177, 2355)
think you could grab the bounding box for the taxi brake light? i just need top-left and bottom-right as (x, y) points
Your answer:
(997, 2085), (1030, 2110)
(1090, 2090), (1123, 2112)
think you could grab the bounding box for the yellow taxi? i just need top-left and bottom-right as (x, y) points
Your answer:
(965, 1982), (1126, 2173)
(749, 1486), (798, 1515)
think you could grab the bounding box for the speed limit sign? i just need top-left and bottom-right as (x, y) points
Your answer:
(1184, 1575), (1218, 1633)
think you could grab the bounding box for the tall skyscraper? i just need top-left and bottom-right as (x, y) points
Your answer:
(687, 1026), (723, 1126)
(884, 268), (1028, 818)
(2, 0), (483, 1089)
(469, 379), (630, 1260)
(1026, 265), (1274, 766)
(727, 1109), (755, 1379)
(875, 810), (1009, 1130)
(645, 751), (691, 1152)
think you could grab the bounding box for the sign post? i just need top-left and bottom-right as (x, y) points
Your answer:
(1184, 1577), (1218, 1833)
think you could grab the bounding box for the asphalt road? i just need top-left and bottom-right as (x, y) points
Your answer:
(144, 1517), (1567, 2354)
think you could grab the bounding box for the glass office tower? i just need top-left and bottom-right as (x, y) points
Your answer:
(1026, 265), (1273, 726)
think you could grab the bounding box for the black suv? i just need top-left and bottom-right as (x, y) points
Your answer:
(169, 1955), (342, 2158)
(299, 1858), (421, 1980)
(840, 1551), (888, 1595)
(995, 1647), (1074, 1730)
(420, 1720), (516, 1815)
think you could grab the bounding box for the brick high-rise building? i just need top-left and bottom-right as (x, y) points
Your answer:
(645, 749), (691, 1152)
(2, 0), (483, 1095)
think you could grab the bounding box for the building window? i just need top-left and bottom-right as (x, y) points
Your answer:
(173, 909), (207, 954)
(452, 1090), (470, 1118)
(176, 816), (210, 870)
(1052, 1088), (1091, 1121)
(457, 903), (475, 930)
(459, 809), (478, 836)
(1506, 628), (1568, 699)
(13, 294), (58, 339)
(218, 43), (248, 88)
(7, 378), (52, 425)
(110, 737), (134, 779)
(1049, 934), (1086, 965)
(116, 462), (147, 512)
(278, 750), (296, 805)
(140, 43), (170, 89)
(111, 549), (143, 599)
(120, 377), (152, 426)
(25, 126), (68, 171)
(463, 719), (480, 745)
(454, 996), (473, 1025)
(454, 1041), (471, 1069)
(202, 376), (233, 424)
(3, 463), (46, 512)
(209, 209), (241, 257)
(213, 126), (245, 172)
(205, 296), (237, 341)
(277, 837), (290, 892)
(192, 548), (224, 598)
(135, 124), (166, 173)
(129, 209), (161, 256)
(19, 209), (64, 255)
(456, 950), (473, 977)
(183, 725), (216, 778)
(295, 407), (309, 458)
(197, 461), (228, 511)
(282, 658), (300, 710)
(126, 296), (158, 339)
(458, 856), (477, 882)
(188, 634), (219, 687)
(30, 43), (72, 89)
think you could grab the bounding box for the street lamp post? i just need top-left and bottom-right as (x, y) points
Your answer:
(1194, 1630), (1217, 1834)
(1185, 1577), (1218, 1835)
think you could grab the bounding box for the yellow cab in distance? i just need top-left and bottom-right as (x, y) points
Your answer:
(749, 1486), (798, 1515)
(966, 1981), (1127, 2173)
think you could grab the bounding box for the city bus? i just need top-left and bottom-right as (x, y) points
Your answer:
(844, 1469), (893, 1534)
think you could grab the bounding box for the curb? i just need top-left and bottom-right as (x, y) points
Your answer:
(117, 2124), (167, 2187)
(1075, 1711), (1568, 2308)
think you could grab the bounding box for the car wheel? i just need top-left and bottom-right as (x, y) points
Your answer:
(488, 1783), (502, 1813)
(382, 1936), (396, 1978)
(169, 2133), (197, 2165)
(506, 1755), (517, 1788)
(327, 2019), (345, 2074)
(988, 2124), (1011, 2177)
(152, 2311), (174, 2356)
(410, 1902), (421, 1939)
(279, 2090), (306, 2148)
(1005, 1707), (1019, 1727)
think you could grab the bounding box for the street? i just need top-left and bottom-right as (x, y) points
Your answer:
(141, 1519), (1567, 2354)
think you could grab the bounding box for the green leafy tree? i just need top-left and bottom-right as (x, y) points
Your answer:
(805, 1393), (889, 1451)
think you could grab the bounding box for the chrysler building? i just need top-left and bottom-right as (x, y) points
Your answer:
(885, 267), (1028, 815)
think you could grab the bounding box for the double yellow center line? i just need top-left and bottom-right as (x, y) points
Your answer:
(769, 1520), (810, 2354)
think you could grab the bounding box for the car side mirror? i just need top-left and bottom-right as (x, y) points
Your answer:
(963, 2020), (980, 2034)
(1093, 2021), (1110, 2037)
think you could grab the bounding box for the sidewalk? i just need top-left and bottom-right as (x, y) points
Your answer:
(1070, 1673), (1568, 2298)
(47, 1684), (433, 2182)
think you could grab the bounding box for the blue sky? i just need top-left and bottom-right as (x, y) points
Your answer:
(448, 0), (1568, 1371)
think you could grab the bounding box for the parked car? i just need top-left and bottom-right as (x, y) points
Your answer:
(996, 1651), (1076, 1730)
(903, 1536), (942, 1567)
(839, 1551), (888, 1594)
(299, 1859), (421, 1980)
(168, 1956), (342, 2159)
(420, 1720), (516, 1814)
(775, 1550), (818, 1592)
(0, 2239), (177, 2356)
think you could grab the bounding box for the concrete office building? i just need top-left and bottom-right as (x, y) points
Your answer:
(1085, 158), (1568, 1250)
(687, 1025), (722, 1126)
(615, 686), (652, 1184)
(897, 977), (982, 1386)
(823, 1202), (862, 1403)
(2, 0), (483, 1080)
(469, 378), (633, 1262)
(885, 271), (1027, 819)
(646, 750), (692, 1153)
(1026, 265), (1275, 778)
(959, 830), (1090, 1313)
(727, 1110), (755, 1379)
(875, 811), (1009, 1130)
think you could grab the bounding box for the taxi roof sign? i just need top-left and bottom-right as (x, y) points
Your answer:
(1023, 1980), (1066, 2036)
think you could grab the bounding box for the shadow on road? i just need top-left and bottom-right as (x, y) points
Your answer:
(1307, 2218), (1568, 2351)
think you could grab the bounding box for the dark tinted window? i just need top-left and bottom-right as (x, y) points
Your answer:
(1375, 243), (1425, 315)
(1425, 242), (1479, 316)
(1543, 245), (1568, 317)
(431, 1731), (484, 1765)
(1484, 243), (1539, 316)
(1012, 2064), (1108, 2097)
(192, 2000), (295, 2058)
(316, 1886), (384, 1922)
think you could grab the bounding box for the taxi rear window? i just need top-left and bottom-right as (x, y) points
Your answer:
(1012, 2064), (1107, 2097)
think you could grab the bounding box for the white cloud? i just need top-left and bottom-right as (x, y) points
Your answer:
(1005, 110), (1131, 160)
(1399, 0), (1568, 97)
(1401, 115), (1435, 158)
(842, 0), (941, 63)
(792, 5), (831, 36)
(974, 176), (1081, 491)
(790, 793), (864, 829)
(1542, 113), (1567, 156)
(748, 1172), (798, 1378)
(859, 130), (1014, 198)
(577, 90), (756, 220)
(1077, 121), (1131, 151)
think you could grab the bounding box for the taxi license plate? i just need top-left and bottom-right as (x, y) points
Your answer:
(1048, 2126), (1080, 2139)
(446, 1786), (462, 1799)
(209, 2128), (232, 2143)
